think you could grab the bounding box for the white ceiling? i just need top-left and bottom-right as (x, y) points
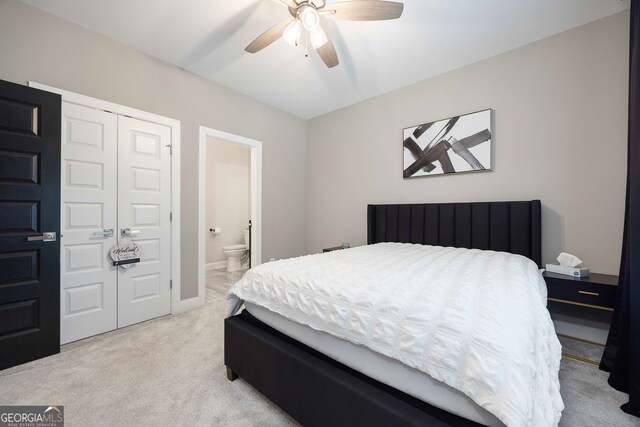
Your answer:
(23, 0), (629, 119)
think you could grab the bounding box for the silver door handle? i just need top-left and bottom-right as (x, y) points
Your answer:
(121, 228), (141, 236)
(93, 229), (114, 237)
(27, 232), (57, 242)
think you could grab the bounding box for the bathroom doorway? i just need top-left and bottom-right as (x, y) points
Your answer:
(198, 127), (262, 299)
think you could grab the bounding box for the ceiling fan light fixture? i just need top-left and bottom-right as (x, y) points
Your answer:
(246, 0), (405, 69)
(283, 19), (302, 46)
(309, 27), (328, 49)
(299, 4), (320, 30)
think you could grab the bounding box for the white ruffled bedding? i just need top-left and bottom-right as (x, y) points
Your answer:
(227, 243), (563, 427)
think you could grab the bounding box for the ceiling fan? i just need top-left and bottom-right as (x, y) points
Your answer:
(245, 0), (404, 68)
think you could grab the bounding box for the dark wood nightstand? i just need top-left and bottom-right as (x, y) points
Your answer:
(543, 271), (618, 312)
(543, 271), (618, 365)
(323, 246), (345, 253)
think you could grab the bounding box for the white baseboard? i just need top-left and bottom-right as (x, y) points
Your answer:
(206, 261), (227, 271)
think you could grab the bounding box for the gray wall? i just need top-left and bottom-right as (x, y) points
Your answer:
(0, 0), (308, 299)
(307, 11), (629, 276)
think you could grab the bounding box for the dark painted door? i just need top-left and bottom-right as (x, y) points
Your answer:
(0, 80), (61, 369)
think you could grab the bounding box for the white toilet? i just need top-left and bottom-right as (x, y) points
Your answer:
(222, 229), (250, 272)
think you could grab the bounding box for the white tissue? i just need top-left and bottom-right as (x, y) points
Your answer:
(557, 252), (582, 267)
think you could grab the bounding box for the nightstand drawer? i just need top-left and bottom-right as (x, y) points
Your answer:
(544, 273), (617, 310)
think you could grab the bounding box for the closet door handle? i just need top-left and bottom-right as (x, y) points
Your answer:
(121, 228), (141, 236)
(94, 229), (114, 237)
(27, 232), (57, 242)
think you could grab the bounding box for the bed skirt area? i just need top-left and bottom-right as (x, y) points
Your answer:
(224, 310), (485, 427)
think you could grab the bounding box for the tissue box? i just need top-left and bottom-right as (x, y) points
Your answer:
(546, 264), (590, 277)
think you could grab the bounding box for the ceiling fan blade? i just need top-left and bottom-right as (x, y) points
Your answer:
(245, 19), (292, 53)
(316, 38), (339, 68)
(323, 1), (404, 21)
(272, 0), (297, 7)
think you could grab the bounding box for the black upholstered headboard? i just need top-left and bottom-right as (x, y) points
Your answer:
(367, 200), (542, 267)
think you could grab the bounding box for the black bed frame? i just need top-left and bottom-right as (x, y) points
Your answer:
(225, 200), (542, 426)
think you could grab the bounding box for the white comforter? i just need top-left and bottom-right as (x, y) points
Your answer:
(227, 243), (563, 427)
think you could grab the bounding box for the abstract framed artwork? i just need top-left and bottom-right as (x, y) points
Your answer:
(403, 109), (492, 178)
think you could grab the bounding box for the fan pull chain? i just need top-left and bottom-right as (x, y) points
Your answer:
(304, 30), (309, 58)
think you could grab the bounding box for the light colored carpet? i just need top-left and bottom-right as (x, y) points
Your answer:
(559, 358), (638, 427)
(0, 290), (296, 427)
(0, 287), (637, 427)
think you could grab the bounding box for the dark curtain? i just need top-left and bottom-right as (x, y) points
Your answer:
(599, 1), (640, 418)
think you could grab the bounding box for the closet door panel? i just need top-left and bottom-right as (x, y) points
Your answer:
(0, 80), (61, 369)
(60, 103), (118, 344)
(117, 116), (171, 328)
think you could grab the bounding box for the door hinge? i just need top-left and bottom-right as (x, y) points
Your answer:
(170, 280), (173, 289)
(170, 212), (173, 222)
(166, 144), (173, 155)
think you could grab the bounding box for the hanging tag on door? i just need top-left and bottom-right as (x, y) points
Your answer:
(110, 242), (140, 270)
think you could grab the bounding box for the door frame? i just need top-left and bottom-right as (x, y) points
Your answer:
(27, 82), (186, 314)
(198, 126), (262, 299)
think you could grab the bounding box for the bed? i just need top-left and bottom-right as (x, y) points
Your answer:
(224, 200), (563, 427)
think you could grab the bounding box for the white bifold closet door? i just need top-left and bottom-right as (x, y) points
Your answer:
(117, 116), (171, 328)
(61, 103), (118, 344)
(60, 103), (172, 344)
